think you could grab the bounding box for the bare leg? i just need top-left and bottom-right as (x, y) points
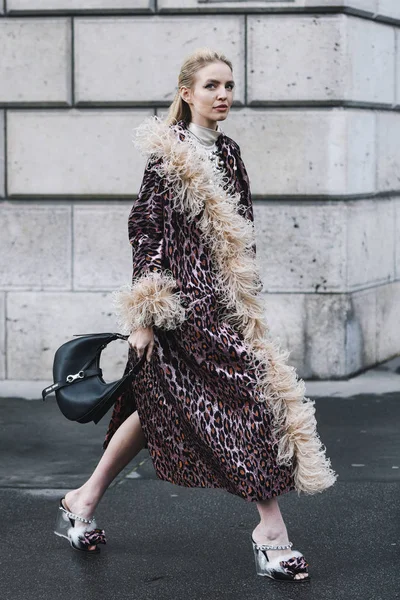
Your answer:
(252, 498), (308, 580)
(63, 410), (146, 548)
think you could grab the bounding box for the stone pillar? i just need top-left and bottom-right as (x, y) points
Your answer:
(0, 1), (399, 396)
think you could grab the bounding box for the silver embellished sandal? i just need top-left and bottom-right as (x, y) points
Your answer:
(54, 498), (106, 554)
(251, 536), (310, 582)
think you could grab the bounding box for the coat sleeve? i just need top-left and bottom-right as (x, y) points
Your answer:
(233, 144), (258, 257)
(112, 154), (187, 333)
(233, 142), (254, 227)
(234, 143), (263, 293)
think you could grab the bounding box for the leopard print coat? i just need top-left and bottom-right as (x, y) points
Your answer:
(104, 116), (336, 501)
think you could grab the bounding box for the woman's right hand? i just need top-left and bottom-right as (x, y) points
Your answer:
(128, 326), (155, 362)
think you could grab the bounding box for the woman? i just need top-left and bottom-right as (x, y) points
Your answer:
(55, 48), (336, 582)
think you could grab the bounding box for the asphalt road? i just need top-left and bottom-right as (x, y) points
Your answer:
(1, 392), (399, 600)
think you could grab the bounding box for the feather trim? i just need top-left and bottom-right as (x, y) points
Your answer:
(113, 270), (187, 333)
(132, 115), (337, 494)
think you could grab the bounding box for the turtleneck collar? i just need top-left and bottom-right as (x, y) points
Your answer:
(187, 121), (223, 148)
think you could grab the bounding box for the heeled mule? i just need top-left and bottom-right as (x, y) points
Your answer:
(54, 498), (106, 554)
(251, 536), (310, 582)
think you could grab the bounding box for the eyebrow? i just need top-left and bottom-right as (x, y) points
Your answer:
(205, 79), (235, 85)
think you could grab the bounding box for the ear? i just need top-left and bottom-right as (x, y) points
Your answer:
(180, 86), (191, 105)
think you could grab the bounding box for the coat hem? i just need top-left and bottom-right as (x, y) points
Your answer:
(149, 461), (297, 503)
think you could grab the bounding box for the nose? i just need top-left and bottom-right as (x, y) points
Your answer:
(217, 86), (228, 101)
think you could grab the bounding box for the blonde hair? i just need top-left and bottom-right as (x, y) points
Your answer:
(165, 48), (233, 126)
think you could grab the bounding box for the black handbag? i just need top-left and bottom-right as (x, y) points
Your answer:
(42, 332), (146, 424)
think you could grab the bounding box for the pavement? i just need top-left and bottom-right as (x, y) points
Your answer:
(1, 360), (399, 600)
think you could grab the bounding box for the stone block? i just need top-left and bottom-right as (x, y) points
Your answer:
(0, 293), (4, 379)
(260, 286), (378, 379)
(7, 109), (152, 196)
(222, 108), (375, 196)
(248, 15), (345, 103)
(75, 16), (244, 104)
(376, 0), (400, 21)
(7, 0), (153, 11)
(346, 199), (395, 290)
(396, 29), (400, 107)
(377, 111), (400, 192)
(259, 292), (306, 373)
(157, 0), (245, 12)
(157, 1), (377, 14)
(349, 287), (377, 368)
(0, 111), (4, 198)
(254, 199), (394, 294)
(6, 292), (128, 380)
(396, 197), (400, 280)
(376, 282), (400, 362)
(305, 0), (377, 11)
(0, 19), (71, 104)
(248, 15), (394, 104)
(73, 204), (133, 290)
(0, 204), (72, 290)
(254, 202), (347, 293)
(346, 16), (395, 105)
(303, 289), (378, 378)
(304, 293), (348, 378)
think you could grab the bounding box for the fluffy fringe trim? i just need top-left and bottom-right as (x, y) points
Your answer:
(113, 270), (187, 333)
(132, 115), (337, 494)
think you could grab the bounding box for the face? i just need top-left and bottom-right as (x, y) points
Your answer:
(179, 61), (235, 130)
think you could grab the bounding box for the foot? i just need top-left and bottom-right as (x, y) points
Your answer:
(252, 524), (309, 581)
(64, 490), (99, 552)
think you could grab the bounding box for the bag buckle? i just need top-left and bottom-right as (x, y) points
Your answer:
(66, 370), (85, 383)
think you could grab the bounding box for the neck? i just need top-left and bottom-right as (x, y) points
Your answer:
(187, 121), (222, 147)
(190, 117), (218, 131)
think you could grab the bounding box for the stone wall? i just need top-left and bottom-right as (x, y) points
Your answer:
(0, 0), (399, 396)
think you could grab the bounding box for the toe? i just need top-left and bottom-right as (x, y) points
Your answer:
(294, 573), (308, 580)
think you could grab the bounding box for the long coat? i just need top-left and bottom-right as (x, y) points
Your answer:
(104, 116), (336, 501)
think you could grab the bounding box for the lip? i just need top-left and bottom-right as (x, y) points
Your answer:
(214, 105), (228, 110)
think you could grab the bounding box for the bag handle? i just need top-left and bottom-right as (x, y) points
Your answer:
(72, 333), (129, 340)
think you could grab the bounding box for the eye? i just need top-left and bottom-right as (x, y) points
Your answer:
(205, 83), (235, 90)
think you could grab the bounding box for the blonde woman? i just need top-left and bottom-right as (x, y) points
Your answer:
(55, 48), (336, 582)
